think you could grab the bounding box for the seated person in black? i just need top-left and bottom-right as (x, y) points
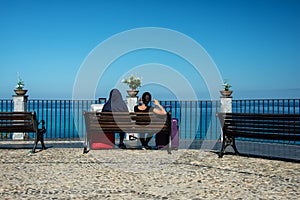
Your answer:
(134, 92), (166, 150)
(102, 88), (128, 149)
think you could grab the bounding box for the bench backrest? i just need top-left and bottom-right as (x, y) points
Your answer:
(0, 111), (38, 132)
(84, 111), (171, 134)
(217, 113), (300, 141)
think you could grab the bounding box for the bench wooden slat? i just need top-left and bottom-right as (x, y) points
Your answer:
(0, 126), (36, 132)
(87, 126), (168, 131)
(0, 121), (34, 125)
(221, 112), (300, 117)
(0, 115), (34, 120)
(87, 129), (168, 134)
(226, 126), (300, 134)
(225, 130), (300, 141)
(88, 125), (167, 129)
(87, 125), (167, 132)
(227, 120), (300, 127)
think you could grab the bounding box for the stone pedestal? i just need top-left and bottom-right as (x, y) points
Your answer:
(13, 95), (28, 112)
(90, 104), (104, 112)
(125, 96), (139, 147)
(220, 96), (232, 113)
(12, 95), (28, 140)
(126, 96), (138, 112)
(220, 96), (232, 143)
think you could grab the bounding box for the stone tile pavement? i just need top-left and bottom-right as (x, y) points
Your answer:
(0, 147), (299, 199)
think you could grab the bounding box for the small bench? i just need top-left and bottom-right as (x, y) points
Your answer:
(83, 111), (172, 154)
(217, 112), (300, 158)
(0, 111), (46, 153)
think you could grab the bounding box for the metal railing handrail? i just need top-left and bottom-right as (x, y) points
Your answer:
(0, 99), (299, 145)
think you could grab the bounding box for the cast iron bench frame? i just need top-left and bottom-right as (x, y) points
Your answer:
(0, 111), (46, 153)
(217, 112), (300, 158)
(83, 111), (172, 154)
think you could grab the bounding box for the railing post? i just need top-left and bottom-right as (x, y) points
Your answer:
(12, 94), (28, 140)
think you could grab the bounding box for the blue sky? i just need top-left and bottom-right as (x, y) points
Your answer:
(0, 0), (299, 100)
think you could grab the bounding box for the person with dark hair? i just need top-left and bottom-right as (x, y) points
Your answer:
(134, 92), (167, 150)
(102, 88), (128, 149)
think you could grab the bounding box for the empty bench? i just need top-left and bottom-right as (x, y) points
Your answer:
(83, 111), (172, 153)
(217, 112), (300, 158)
(0, 111), (46, 153)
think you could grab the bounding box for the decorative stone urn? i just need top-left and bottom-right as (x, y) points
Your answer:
(14, 89), (28, 96)
(220, 90), (233, 97)
(127, 90), (139, 97)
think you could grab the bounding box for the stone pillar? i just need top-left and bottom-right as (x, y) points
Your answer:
(220, 96), (232, 113)
(12, 95), (28, 140)
(220, 96), (232, 143)
(125, 96), (139, 147)
(126, 96), (138, 112)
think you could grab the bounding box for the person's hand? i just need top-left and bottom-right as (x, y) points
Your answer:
(153, 99), (159, 106)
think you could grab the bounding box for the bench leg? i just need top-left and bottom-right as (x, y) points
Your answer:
(231, 137), (240, 155)
(219, 135), (239, 158)
(83, 146), (89, 154)
(83, 138), (90, 154)
(218, 139), (226, 158)
(83, 144), (90, 154)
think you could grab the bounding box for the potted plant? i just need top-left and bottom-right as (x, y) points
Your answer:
(14, 73), (28, 95)
(122, 75), (141, 97)
(220, 80), (233, 97)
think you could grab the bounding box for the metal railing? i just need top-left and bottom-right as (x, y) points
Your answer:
(0, 98), (299, 145)
(233, 99), (300, 114)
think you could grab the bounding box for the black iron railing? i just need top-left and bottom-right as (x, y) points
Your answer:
(0, 99), (299, 144)
(233, 99), (300, 114)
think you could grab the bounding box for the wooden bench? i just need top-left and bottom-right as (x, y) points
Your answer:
(0, 111), (46, 153)
(83, 111), (172, 154)
(217, 112), (300, 158)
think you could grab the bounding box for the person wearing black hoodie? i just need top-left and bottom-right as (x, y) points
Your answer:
(102, 88), (129, 149)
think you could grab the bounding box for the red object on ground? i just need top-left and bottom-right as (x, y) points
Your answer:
(90, 133), (115, 149)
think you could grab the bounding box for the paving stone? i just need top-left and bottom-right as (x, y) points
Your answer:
(0, 148), (299, 199)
